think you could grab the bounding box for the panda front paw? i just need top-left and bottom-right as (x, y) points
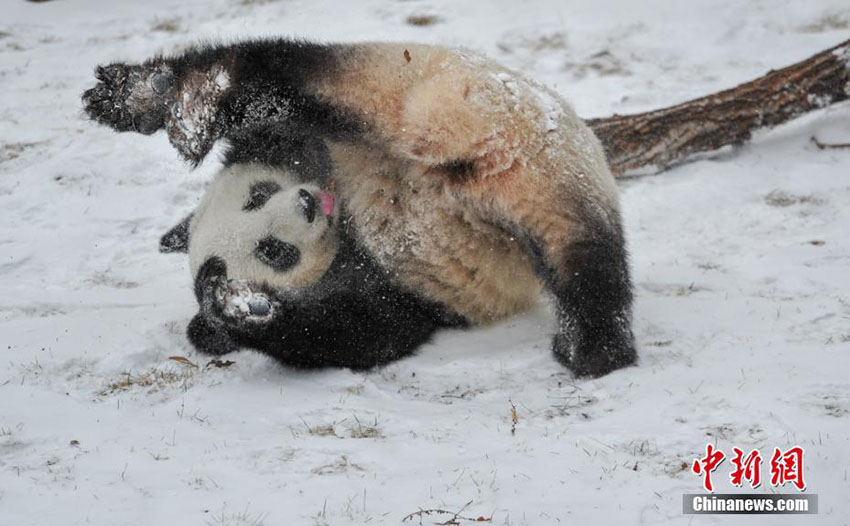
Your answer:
(189, 258), (277, 355)
(82, 62), (175, 135)
(195, 257), (276, 327)
(187, 313), (238, 356)
(218, 279), (276, 322)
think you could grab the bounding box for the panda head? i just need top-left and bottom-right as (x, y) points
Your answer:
(186, 163), (339, 289)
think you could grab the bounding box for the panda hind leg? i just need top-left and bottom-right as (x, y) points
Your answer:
(542, 218), (637, 378)
(82, 62), (175, 136)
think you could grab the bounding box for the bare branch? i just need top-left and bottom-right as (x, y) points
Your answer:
(588, 39), (850, 175)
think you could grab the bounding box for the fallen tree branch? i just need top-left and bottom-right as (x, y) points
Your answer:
(588, 39), (850, 176)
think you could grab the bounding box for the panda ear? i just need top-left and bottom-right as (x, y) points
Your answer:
(159, 213), (193, 254)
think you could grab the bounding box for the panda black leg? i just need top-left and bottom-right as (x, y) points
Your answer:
(82, 62), (175, 135)
(82, 57), (224, 164)
(83, 41), (359, 165)
(188, 256), (447, 370)
(536, 220), (637, 378)
(187, 313), (238, 356)
(187, 257), (277, 356)
(187, 257), (239, 355)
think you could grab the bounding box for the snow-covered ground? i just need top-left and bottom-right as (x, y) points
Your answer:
(1, 1), (849, 524)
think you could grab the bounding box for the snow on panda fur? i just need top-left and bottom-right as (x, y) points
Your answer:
(85, 40), (637, 377)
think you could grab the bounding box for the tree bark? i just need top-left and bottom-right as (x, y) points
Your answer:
(587, 39), (850, 176)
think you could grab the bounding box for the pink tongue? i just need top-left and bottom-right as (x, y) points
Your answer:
(319, 190), (335, 216)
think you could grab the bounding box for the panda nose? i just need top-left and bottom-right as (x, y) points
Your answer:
(298, 189), (317, 223)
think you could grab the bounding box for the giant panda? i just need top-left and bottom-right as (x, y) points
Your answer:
(160, 151), (466, 369)
(83, 39), (637, 377)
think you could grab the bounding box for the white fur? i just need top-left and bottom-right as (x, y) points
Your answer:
(189, 163), (338, 289)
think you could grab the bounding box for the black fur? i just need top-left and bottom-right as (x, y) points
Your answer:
(82, 64), (170, 135)
(187, 256), (238, 355)
(439, 159), (477, 185)
(297, 189), (317, 223)
(82, 39), (361, 165)
(187, 314), (239, 356)
(223, 126), (333, 185)
(168, 39), (357, 134)
(528, 209), (636, 378)
(189, 225), (466, 369)
(159, 214), (192, 253)
(243, 180), (281, 211)
(254, 236), (300, 272)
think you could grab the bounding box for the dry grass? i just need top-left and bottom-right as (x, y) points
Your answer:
(299, 415), (383, 439)
(799, 12), (849, 33)
(646, 340), (673, 347)
(405, 14), (441, 26)
(151, 18), (180, 33)
(402, 500), (492, 524)
(347, 416), (382, 439)
(206, 506), (266, 526)
(764, 189), (823, 207)
(545, 394), (598, 419)
(509, 399), (518, 435)
(86, 270), (139, 289)
(563, 50), (630, 78)
(1, 142), (42, 163)
(303, 419), (338, 438)
(311, 455), (364, 475)
(497, 31), (567, 54)
(99, 366), (195, 396)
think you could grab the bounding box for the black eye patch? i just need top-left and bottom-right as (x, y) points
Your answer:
(243, 181), (282, 211)
(298, 189), (317, 223)
(254, 236), (300, 272)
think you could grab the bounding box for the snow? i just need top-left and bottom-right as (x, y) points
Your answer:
(222, 279), (273, 320)
(1, 1), (849, 525)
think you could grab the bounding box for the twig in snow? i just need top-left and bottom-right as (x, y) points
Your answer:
(205, 358), (235, 369)
(811, 136), (850, 150)
(402, 500), (491, 525)
(509, 399), (518, 435)
(168, 355), (198, 367)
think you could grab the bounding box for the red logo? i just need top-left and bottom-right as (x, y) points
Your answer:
(692, 445), (806, 492)
(692, 444), (726, 492)
(770, 447), (806, 491)
(730, 448), (762, 488)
